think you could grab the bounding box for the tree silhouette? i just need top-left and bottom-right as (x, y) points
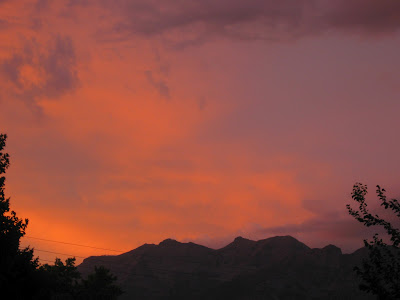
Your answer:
(38, 257), (82, 299)
(37, 257), (123, 300)
(347, 183), (400, 299)
(0, 133), (41, 299)
(78, 266), (123, 300)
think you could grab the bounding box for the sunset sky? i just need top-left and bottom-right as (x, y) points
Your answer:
(1, 0), (400, 264)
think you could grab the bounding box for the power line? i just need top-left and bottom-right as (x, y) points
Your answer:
(23, 238), (255, 279)
(31, 249), (255, 283)
(37, 258), (159, 279)
(24, 236), (124, 253)
(34, 249), (88, 259)
(37, 255), (221, 279)
(31, 246), (255, 273)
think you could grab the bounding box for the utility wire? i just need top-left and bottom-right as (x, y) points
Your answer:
(30, 246), (233, 276)
(33, 249), (253, 278)
(30, 246), (255, 273)
(24, 236), (124, 253)
(22, 238), (255, 278)
(37, 258), (162, 279)
(37, 254), (222, 279)
(31, 256), (253, 284)
(34, 249), (88, 259)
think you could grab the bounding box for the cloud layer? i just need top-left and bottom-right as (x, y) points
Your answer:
(99, 0), (400, 45)
(0, 0), (399, 264)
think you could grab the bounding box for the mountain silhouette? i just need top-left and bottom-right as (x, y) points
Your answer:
(78, 236), (373, 299)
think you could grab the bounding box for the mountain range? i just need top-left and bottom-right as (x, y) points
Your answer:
(78, 236), (375, 299)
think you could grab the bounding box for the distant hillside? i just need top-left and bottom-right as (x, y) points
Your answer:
(78, 236), (375, 299)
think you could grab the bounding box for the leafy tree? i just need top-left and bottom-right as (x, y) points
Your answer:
(78, 266), (123, 300)
(347, 183), (400, 299)
(38, 257), (82, 299)
(0, 133), (40, 299)
(38, 258), (123, 300)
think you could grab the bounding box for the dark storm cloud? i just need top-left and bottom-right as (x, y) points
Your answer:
(97, 0), (400, 43)
(256, 197), (400, 252)
(0, 35), (79, 107)
(103, 0), (314, 41)
(322, 0), (400, 35)
(257, 211), (368, 238)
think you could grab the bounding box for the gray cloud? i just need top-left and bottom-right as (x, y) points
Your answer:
(0, 19), (9, 30)
(321, 0), (400, 35)
(253, 196), (400, 252)
(34, 0), (51, 11)
(257, 211), (369, 238)
(0, 35), (79, 109)
(145, 70), (170, 99)
(101, 0), (313, 43)
(96, 0), (400, 45)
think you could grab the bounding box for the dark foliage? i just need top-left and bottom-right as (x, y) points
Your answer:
(347, 183), (400, 299)
(79, 266), (123, 300)
(38, 258), (82, 299)
(38, 258), (123, 300)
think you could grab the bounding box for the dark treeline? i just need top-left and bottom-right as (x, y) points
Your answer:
(0, 134), (123, 299)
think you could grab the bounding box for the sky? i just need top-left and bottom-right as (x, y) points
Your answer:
(1, 0), (400, 264)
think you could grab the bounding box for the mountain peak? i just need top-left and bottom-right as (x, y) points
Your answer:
(259, 235), (310, 251)
(234, 236), (250, 242)
(269, 235), (303, 243)
(232, 236), (256, 245)
(322, 244), (342, 255)
(159, 238), (180, 246)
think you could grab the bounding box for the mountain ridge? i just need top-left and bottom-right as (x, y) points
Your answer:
(78, 235), (374, 299)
